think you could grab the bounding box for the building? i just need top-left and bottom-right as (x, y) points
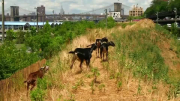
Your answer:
(37, 5), (45, 22)
(10, 6), (19, 21)
(114, 3), (122, 12)
(60, 6), (65, 15)
(107, 3), (122, 20)
(129, 5), (144, 17)
(108, 11), (121, 19)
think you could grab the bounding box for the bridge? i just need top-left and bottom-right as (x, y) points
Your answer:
(0, 2), (130, 22)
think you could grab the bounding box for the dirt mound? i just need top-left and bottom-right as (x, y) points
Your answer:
(125, 19), (155, 30)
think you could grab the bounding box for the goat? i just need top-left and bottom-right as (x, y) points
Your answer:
(100, 41), (115, 61)
(69, 44), (97, 71)
(24, 65), (49, 91)
(87, 37), (108, 57)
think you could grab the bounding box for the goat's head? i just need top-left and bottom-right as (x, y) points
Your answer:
(108, 41), (115, 47)
(40, 65), (49, 73)
(91, 44), (97, 50)
(87, 43), (97, 50)
(101, 37), (108, 43)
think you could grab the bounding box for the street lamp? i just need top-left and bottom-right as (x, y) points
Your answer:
(156, 12), (158, 24)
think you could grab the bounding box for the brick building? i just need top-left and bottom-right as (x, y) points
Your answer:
(129, 5), (144, 17)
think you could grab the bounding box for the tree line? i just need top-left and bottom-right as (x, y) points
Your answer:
(145, 0), (180, 17)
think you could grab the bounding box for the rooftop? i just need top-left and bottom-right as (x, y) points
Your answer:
(0, 21), (62, 26)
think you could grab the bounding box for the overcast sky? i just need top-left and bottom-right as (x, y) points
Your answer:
(0, 0), (153, 14)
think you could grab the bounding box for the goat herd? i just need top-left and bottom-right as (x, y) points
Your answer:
(24, 37), (115, 93)
(69, 37), (115, 71)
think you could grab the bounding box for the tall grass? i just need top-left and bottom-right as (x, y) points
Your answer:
(113, 26), (169, 81)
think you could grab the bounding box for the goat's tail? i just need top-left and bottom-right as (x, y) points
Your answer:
(69, 51), (75, 54)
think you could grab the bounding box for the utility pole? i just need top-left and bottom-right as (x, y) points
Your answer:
(156, 12), (158, 24)
(35, 7), (38, 32)
(2, 0), (5, 43)
(43, 9), (44, 25)
(53, 10), (55, 27)
(174, 8), (177, 24)
(105, 9), (107, 28)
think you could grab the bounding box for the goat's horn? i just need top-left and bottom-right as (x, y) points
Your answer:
(87, 44), (92, 47)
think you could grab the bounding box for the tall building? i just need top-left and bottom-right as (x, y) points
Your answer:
(10, 6), (19, 21)
(37, 5), (45, 22)
(129, 5), (144, 16)
(114, 3), (122, 12)
(60, 6), (65, 15)
(37, 5), (45, 15)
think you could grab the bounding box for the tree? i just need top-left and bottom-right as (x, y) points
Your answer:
(144, 0), (168, 17)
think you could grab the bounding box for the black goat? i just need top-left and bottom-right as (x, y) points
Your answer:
(100, 41), (115, 61)
(87, 37), (108, 57)
(69, 44), (97, 71)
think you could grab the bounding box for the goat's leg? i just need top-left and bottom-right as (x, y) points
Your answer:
(30, 82), (36, 91)
(98, 48), (100, 57)
(103, 53), (104, 61)
(70, 55), (77, 69)
(96, 49), (98, 57)
(86, 59), (90, 69)
(100, 49), (103, 59)
(106, 52), (108, 61)
(27, 83), (29, 91)
(26, 83), (30, 97)
(79, 60), (83, 71)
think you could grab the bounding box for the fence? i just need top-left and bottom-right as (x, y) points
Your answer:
(0, 59), (46, 101)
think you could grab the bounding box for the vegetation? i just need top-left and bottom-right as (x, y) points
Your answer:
(145, 0), (180, 17)
(128, 15), (145, 21)
(0, 17), (116, 80)
(3, 17), (180, 100)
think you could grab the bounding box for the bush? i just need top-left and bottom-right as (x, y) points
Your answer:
(30, 88), (45, 101)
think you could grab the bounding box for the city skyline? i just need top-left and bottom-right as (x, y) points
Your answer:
(0, 0), (152, 14)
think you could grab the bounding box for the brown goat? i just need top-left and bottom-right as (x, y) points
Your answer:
(24, 66), (49, 91)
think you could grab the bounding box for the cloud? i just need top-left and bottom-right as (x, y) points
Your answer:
(0, 0), (153, 15)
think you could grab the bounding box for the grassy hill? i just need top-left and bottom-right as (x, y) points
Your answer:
(13, 19), (180, 101)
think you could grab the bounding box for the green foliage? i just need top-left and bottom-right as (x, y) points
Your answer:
(145, 0), (168, 17)
(0, 42), (39, 80)
(145, 0), (180, 17)
(118, 22), (135, 28)
(0, 19), (116, 80)
(30, 88), (45, 101)
(91, 67), (100, 82)
(96, 17), (116, 28)
(128, 16), (145, 21)
(16, 30), (25, 44)
(117, 81), (122, 91)
(90, 80), (95, 94)
(72, 79), (84, 92)
(137, 80), (142, 95)
(98, 84), (105, 92)
(171, 23), (179, 36)
(6, 30), (16, 41)
(113, 26), (168, 81)
(30, 77), (51, 101)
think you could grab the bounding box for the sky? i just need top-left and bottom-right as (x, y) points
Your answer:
(0, 0), (153, 15)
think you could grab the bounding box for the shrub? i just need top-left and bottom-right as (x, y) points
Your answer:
(30, 88), (45, 101)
